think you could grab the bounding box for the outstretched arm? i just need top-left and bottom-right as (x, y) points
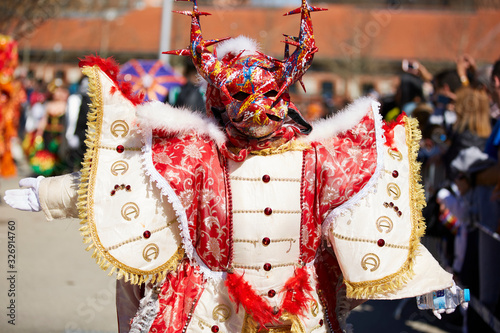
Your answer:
(4, 173), (80, 221)
(4, 176), (44, 212)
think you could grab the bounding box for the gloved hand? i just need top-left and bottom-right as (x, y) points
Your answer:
(432, 282), (469, 319)
(4, 176), (44, 212)
(432, 307), (457, 320)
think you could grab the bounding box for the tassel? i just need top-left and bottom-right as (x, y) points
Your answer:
(382, 112), (406, 148)
(108, 266), (117, 276)
(225, 272), (278, 328)
(280, 266), (313, 317)
(79, 55), (144, 105)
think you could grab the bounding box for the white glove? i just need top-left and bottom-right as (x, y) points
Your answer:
(4, 176), (45, 212)
(431, 282), (469, 319)
(432, 307), (456, 320)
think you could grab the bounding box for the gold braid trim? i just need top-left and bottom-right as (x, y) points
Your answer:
(344, 116), (426, 299)
(250, 140), (311, 156)
(78, 66), (183, 285)
(242, 312), (306, 333)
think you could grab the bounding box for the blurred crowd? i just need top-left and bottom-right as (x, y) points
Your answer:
(11, 73), (90, 177)
(378, 55), (500, 332)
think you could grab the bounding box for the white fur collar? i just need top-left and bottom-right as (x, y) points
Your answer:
(303, 97), (379, 143)
(136, 98), (380, 146)
(216, 35), (260, 60)
(136, 100), (227, 146)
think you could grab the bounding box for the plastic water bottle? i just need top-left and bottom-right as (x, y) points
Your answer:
(416, 287), (470, 310)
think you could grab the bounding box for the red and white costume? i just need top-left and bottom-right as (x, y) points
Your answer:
(36, 64), (452, 332)
(34, 1), (453, 331)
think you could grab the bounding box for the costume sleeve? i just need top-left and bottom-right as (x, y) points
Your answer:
(326, 115), (453, 300)
(76, 64), (183, 284)
(39, 172), (80, 221)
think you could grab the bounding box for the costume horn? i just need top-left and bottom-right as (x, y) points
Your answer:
(275, 0), (327, 98)
(163, 0), (232, 100)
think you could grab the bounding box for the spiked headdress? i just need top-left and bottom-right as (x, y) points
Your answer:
(165, 0), (326, 143)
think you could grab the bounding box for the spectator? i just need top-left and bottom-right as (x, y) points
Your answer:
(29, 78), (69, 176)
(64, 77), (90, 172)
(384, 71), (424, 121)
(166, 59), (206, 113)
(443, 87), (492, 179)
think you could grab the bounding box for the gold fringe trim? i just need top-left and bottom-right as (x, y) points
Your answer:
(78, 66), (183, 285)
(344, 116), (426, 299)
(242, 312), (306, 333)
(250, 140), (311, 156)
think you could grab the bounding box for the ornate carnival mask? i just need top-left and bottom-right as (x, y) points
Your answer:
(165, 0), (326, 139)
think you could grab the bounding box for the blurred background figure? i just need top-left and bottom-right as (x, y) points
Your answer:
(27, 77), (69, 176)
(305, 99), (326, 121)
(444, 87), (491, 178)
(166, 58), (205, 113)
(0, 34), (25, 177)
(22, 80), (47, 162)
(64, 76), (89, 172)
(381, 59), (432, 121)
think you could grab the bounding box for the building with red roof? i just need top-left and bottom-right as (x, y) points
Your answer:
(16, 1), (500, 109)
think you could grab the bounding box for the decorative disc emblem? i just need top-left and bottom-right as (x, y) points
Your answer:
(388, 148), (403, 161)
(143, 243), (159, 262)
(310, 300), (319, 317)
(361, 253), (380, 272)
(387, 183), (401, 200)
(212, 304), (232, 322)
(110, 120), (130, 137)
(121, 202), (140, 221)
(111, 160), (129, 176)
(376, 216), (393, 233)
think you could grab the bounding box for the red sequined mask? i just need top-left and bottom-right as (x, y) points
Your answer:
(164, 0), (326, 141)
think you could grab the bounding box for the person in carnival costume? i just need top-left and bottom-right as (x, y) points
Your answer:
(0, 35), (25, 177)
(5, 1), (463, 332)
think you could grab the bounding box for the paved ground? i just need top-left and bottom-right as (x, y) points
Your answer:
(0, 175), (117, 333)
(0, 172), (465, 333)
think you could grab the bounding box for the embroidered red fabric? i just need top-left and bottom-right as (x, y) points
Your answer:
(151, 130), (230, 271)
(149, 260), (205, 332)
(149, 106), (379, 331)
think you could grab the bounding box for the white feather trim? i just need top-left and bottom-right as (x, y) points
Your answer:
(215, 35), (260, 60)
(304, 97), (378, 143)
(129, 284), (160, 333)
(136, 100), (227, 147)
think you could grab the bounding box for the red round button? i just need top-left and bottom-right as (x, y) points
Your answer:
(110, 190), (116, 196)
(126, 185), (131, 191)
(263, 263), (272, 271)
(262, 237), (270, 246)
(211, 325), (219, 333)
(392, 170), (399, 178)
(264, 207), (272, 216)
(377, 239), (385, 247)
(143, 231), (151, 239)
(319, 319), (324, 326)
(262, 175), (271, 183)
(116, 145), (125, 153)
(268, 289), (276, 298)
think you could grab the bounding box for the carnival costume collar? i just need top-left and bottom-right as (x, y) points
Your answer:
(136, 97), (377, 160)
